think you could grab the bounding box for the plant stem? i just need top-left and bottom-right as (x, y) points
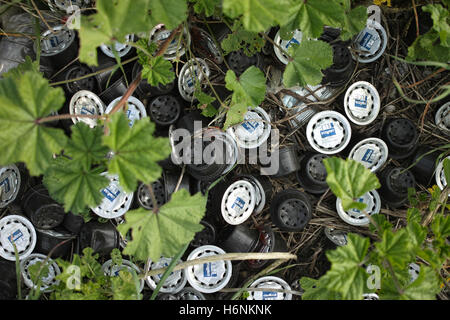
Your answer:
(36, 113), (107, 125)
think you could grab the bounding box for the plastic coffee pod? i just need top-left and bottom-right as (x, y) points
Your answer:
(178, 58), (211, 102)
(348, 138), (388, 172)
(344, 81), (381, 126)
(319, 26), (342, 43)
(221, 180), (257, 225)
(156, 293), (179, 300)
(0, 260), (17, 300)
(381, 118), (418, 160)
(132, 61), (175, 99)
(352, 19), (387, 63)
(100, 34), (135, 59)
(378, 166), (416, 208)
(410, 147), (440, 186)
(409, 263), (420, 283)
(281, 85), (335, 130)
(136, 180), (166, 211)
(105, 96), (147, 128)
(363, 293), (380, 300)
(35, 25), (78, 73)
(227, 50), (263, 76)
(273, 29), (303, 65)
(265, 145), (300, 177)
(296, 153), (329, 194)
(34, 227), (74, 258)
(177, 287), (207, 300)
(93, 54), (123, 92)
(79, 221), (120, 256)
(69, 90), (105, 128)
(20, 253), (61, 293)
(435, 156), (450, 196)
(324, 227), (348, 247)
(98, 76), (129, 106)
(321, 43), (355, 88)
(145, 256), (187, 294)
(190, 26), (224, 65)
(62, 212), (85, 235)
(270, 189), (312, 232)
(246, 276), (292, 300)
(306, 110), (352, 155)
(91, 173), (134, 219)
(234, 174), (272, 214)
(336, 190), (381, 226)
(220, 224), (260, 255)
(0, 215), (36, 261)
(435, 101), (450, 135)
(60, 64), (99, 96)
(227, 107), (272, 149)
(246, 227), (288, 270)
(0, 164), (21, 208)
(148, 95), (182, 127)
(22, 185), (65, 230)
(47, 0), (93, 12)
(185, 245), (233, 294)
(102, 259), (144, 292)
(190, 220), (217, 248)
(163, 170), (191, 201)
(174, 110), (210, 134)
(149, 24), (191, 61)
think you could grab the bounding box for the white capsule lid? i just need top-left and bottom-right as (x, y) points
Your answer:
(324, 227), (348, 246)
(336, 189), (381, 226)
(227, 107), (271, 149)
(20, 253), (61, 293)
(177, 287), (206, 300)
(145, 257), (187, 294)
(0, 164), (21, 208)
(198, 28), (224, 65)
(409, 263), (420, 283)
(247, 276), (292, 300)
(306, 111), (352, 154)
(149, 24), (191, 61)
(240, 176), (266, 214)
(38, 25), (76, 57)
(435, 101), (450, 135)
(274, 29), (303, 65)
(344, 81), (381, 125)
(178, 58), (211, 102)
(349, 138), (388, 172)
(363, 293), (380, 300)
(202, 128), (239, 175)
(100, 34), (135, 58)
(91, 173), (134, 219)
(48, 0), (91, 12)
(0, 215), (36, 261)
(353, 20), (387, 63)
(106, 96), (147, 128)
(435, 156), (449, 196)
(221, 180), (257, 225)
(102, 259), (144, 292)
(185, 245), (232, 293)
(69, 90), (105, 128)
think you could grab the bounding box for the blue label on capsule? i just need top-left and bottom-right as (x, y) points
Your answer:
(80, 107), (95, 115)
(241, 120), (260, 133)
(8, 229), (23, 244)
(354, 95), (368, 109)
(285, 38), (300, 49)
(203, 262), (217, 278)
(359, 32), (374, 50)
(361, 149), (374, 163)
(320, 123), (336, 139)
(231, 197), (246, 210)
(0, 178), (11, 193)
(262, 292), (278, 300)
(351, 198), (365, 213)
(101, 187), (121, 202)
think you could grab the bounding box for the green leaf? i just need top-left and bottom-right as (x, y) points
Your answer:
(141, 56), (175, 87)
(406, 220), (427, 252)
(323, 157), (381, 211)
(299, 277), (341, 300)
(283, 0), (344, 39)
(195, 90), (218, 117)
(422, 4), (450, 47)
(375, 229), (415, 269)
(103, 113), (171, 193)
(79, 0), (155, 66)
(369, 214), (393, 234)
(189, 0), (220, 17)
(0, 71), (67, 176)
(282, 39), (333, 88)
(338, 1), (367, 41)
(149, 0), (187, 30)
(65, 123), (109, 169)
(222, 0), (292, 33)
(431, 214), (450, 239)
(2, 56), (40, 79)
(43, 157), (110, 214)
(407, 31), (450, 63)
(221, 20), (265, 57)
(111, 271), (142, 300)
(320, 233), (370, 300)
(443, 158), (450, 187)
(110, 248), (123, 267)
(117, 190), (206, 261)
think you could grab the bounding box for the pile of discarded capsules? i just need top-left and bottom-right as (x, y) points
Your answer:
(0, 1), (449, 301)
